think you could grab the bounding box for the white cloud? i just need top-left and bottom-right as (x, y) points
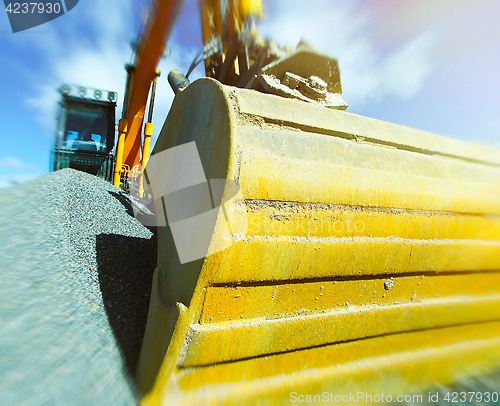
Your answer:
(0, 157), (25, 171)
(21, 1), (136, 131)
(258, 0), (440, 108)
(26, 42), (131, 127)
(0, 156), (42, 188)
(20, 0), (205, 152)
(368, 29), (438, 104)
(0, 156), (40, 172)
(0, 173), (41, 189)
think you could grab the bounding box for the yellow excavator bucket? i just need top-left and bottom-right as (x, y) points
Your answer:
(137, 78), (500, 404)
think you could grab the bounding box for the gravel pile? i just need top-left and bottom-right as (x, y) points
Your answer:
(0, 169), (157, 405)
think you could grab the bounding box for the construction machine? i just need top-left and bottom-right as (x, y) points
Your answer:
(52, 84), (117, 181)
(56, 0), (500, 404)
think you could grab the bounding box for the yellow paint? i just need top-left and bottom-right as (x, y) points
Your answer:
(184, 295), (500, 366)
(238, 0), (263, 19)
(243, 201), (500, 240)
(239, 150), (500, 213)
(235, 90), (500, 166)
(201, 273), (500, 323)
(113, 118), (127, 187)
(137, 122), (154, 198)
(200, 0), (262, 49)
(203, 237), (500, 283)
(173, 323), (500, 405)
(142, 122), (153, 172)
(137, 79), (500, 405)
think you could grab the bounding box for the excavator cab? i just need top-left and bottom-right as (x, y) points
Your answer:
(52, 85), (117, 181)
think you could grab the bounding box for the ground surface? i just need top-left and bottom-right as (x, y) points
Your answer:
(0, 169), (498, 405)
(0, 169), (157, 405)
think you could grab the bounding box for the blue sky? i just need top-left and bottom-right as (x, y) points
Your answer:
(0, 0), (499, 188)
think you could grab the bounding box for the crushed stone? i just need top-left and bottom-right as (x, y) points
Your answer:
(0, 169), (157, 405)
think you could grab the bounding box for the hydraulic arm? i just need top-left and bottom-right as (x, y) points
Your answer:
(114, 0), (183, 186)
